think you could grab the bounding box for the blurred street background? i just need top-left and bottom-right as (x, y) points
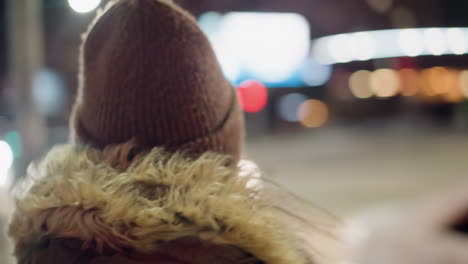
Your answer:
(1, 0), (468, 244)
(247, 125), (468, 214)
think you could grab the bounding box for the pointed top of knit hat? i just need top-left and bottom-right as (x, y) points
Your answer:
(70, 0), (245, 162)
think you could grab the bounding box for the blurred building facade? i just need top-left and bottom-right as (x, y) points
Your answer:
(1, 0), (468, 181)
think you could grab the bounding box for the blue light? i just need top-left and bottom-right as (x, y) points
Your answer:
(5, 131), (22, 158)
(32, 68), (66, 116)
(277, 93), (308, 122)
(301, 57), (333, 87)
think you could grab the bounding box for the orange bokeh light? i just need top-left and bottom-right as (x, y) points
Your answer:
(297, 99), (329, 128)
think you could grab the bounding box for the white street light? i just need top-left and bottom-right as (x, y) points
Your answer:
(0, 141), (13, 187)
(68, 0), (102, 14)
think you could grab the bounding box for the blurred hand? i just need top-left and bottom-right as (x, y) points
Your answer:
(351, 183), (468, 264)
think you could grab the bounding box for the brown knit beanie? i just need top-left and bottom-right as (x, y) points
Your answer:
(70, 0), (245, 162)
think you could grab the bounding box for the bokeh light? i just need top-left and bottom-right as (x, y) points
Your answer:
(446, 28), (467, 55)
(4, 131), (22, 158)
(390, 6), (417, 28)
(398, 29), (425, 57)
(33, 69), (67, 116)
(351, 32), (377, 61)
(366, 0), (393, 14)
(199, 12), (241, 83)
(68, 0), (101, 13)
(314, 28), (468, 65)
(298, 99), (329, 128)
(421, 67), (449, 97)
(443, 69), (463, 103)
(277, 93), (308, 122)
(424, 28), (447, 56)
(398, 69), (420, 97)
(0, 141), (13, 186)
(349, 70), (373, 99)
(302, 57), (333, 87)
(329, 34), (353, 63)
(347, 68), (468, 102)
(419, 67), (464, 103)
(218, 12), (310, 83)
(237, 80), (268, 113)
(214, 47), (242, 83)
(459, 70), (468, 98)
(369, 69), (400, 98)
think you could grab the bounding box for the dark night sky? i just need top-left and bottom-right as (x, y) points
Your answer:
(439, 0), (468, 27)
(0, 0), (6, 76)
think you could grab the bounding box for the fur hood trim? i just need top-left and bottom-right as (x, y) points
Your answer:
(9, 145), (310, 264)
